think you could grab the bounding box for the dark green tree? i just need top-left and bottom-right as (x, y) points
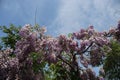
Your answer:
(104, 40), (120, 80)
(0, 24), (21, 49)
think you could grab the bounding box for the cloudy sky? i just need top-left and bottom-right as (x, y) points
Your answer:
(0, 0), (120, 36)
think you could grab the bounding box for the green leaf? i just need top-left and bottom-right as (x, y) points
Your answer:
(68, 33), (72, 38)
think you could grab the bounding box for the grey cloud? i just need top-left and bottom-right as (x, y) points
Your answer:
(51, 0), (120, 35)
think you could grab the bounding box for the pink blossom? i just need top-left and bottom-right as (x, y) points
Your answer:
(109, 27), (116, 34)
(46, 53), (57, 64)
(19, 24), (31, 38)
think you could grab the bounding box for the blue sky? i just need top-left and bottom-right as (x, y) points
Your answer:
(0, 0), (120, 36)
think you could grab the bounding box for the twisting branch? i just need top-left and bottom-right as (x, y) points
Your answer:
(58, 55), (74, 70)
(69, 42), (93, 72)
(82, 42), (93, 53)
(73, 42), (93, 59)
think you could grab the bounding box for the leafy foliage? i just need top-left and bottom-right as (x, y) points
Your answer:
(104, 40), (120, 80)
(0, 24), (21, 49)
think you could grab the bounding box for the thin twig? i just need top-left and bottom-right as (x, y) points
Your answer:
(58, 56), (74, 70)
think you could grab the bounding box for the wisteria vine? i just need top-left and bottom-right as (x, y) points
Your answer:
(0, 21), (120, 80)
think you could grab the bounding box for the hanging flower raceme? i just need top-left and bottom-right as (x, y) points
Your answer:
(7, 58), (19, 69)
(43, 38), (61, 64)
(19, 24), (31, 38)
(0, 49), (19, 79)
(114, 21), (120, 41)
(46, 52), (58, 64)
(15, 24), (38, 62)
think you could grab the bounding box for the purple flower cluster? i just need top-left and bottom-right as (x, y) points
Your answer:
(0, 49), (19, 79)
(15, 24), (112, 79)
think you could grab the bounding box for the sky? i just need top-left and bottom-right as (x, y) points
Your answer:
(0, 0), (120, 36)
